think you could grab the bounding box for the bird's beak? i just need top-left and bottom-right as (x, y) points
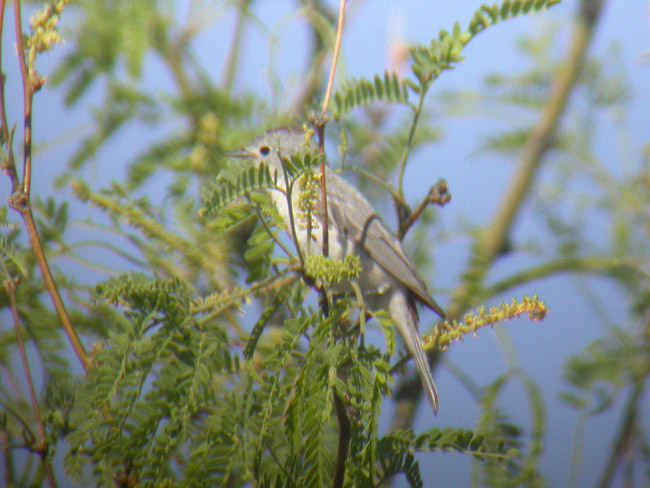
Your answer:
(225, 148), (254, 159)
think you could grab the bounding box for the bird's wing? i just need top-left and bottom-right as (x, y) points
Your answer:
(324, 168), (445, 317)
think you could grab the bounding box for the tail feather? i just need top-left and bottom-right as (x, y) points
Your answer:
(409, 330), (440, 414)
(389, 290), (440, 414)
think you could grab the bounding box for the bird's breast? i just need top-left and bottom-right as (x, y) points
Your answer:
(270, 187), (396, 299)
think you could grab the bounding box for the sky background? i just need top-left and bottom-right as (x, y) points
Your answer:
(2, 0), (649, 486)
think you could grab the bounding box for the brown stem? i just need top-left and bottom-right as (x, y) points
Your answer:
(317, 125), (329, 259)
(332, 390), (350, 488)
(13, 0), (33, 196)
(20, 207), (91, 370)
(2, 1), (91, 372)
(397, 179), (450, 240)
(390, 0), (604, 431)
(315, 0), (346, 258)
(4, 279), (58, 488)
(4, 279), (44, 442)
(321, 0), (345, 115)
(316, 6), (349, 481)
(0, 0), (9, 147)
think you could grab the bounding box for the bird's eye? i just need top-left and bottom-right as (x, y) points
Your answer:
(259, 145), (270, 157)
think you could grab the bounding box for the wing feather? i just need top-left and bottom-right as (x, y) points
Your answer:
(324, 168), (444, 317)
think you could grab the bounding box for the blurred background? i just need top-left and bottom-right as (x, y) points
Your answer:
(1, 0), (649, 486)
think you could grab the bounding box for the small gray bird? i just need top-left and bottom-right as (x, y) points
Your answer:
(230, 126), (445, 413)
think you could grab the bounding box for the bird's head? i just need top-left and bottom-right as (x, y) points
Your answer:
(228, 126), (313, 171)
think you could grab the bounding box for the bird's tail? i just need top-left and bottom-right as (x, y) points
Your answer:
(389, 291), (440, 414)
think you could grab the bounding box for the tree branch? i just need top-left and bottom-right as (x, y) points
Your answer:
(1, 1), (91, 372)
(13, 0), (34, 196)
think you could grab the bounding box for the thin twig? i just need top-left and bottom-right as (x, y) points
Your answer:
(4, 279), (58, 488)
(4, 280), (44, 442)
(315, 5), (350, 483)
(194, 273), (300, 325)
(317, 126), (329, 261)
(1, 431), (16, 487)
(280, 158), (306, 268)
(316, 0), (347, 259)
(13, 0), (33, 196)
(398, 179), (451, 239)
(0, 398), (36, 438)
(320, 0), (345, 115)
(20, 209), (91, 370)
(251, 203), (295, 258)
(1, 2), (91, 372)
(344, 165), (406, 207)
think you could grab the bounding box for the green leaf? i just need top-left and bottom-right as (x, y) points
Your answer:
(332, 71), (412, 119)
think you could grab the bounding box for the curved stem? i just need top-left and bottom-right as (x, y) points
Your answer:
(281, 161), (305, 268)
(484, 257), (646, 299)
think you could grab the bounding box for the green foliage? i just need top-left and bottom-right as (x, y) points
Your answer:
(5, 0), (650, 487)
(332, 71), (412, 119)
(201, 162), (277, 214)
(411, 0), (560, 93)
(471, 372), (546, 487)
(562, 327), (650, 413)
(244, 219), (276, 282)
(331, 0), (562, 123)
(50, 0), (163, 103)
(66, 274), (234, 484)
(0, 235), (28, 278)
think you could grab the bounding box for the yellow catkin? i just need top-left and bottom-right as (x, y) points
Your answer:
(423, 295), (548, 352)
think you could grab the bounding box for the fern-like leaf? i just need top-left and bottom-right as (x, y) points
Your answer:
(332, 71), (412, 119)
(411, 0), (561, 92)
(0, 237), (28, 278)
(201, 163), (276, 215)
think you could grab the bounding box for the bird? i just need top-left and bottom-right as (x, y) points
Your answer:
(229, 126), (445, 413)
